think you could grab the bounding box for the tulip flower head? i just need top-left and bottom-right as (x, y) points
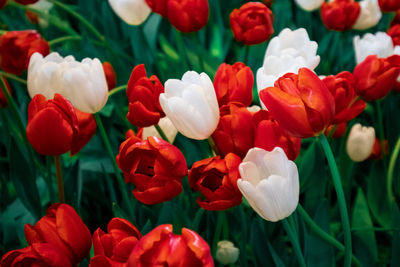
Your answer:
(352, 0), (382, 30)
(229, 2), (274, 45)
(295, 0), (324, 11)
(237, 147), (299, 222)
(160, 71), (220, 140)
(28, 52), (109, 113)
(321, 0), (361, 31)
(108, 0), (151, 25)
(256, 28), (320, 94)
(388, 24), (400, 47)
(215, 241), (240, 265)
(166, 0), (210, 33)
(0, 30), (49, 75)
(346, 123), (375, 162)
(259, 68), (335, 138)
(127, 224), (214, 267)
(353, 32), (397, 64)
(188, 153), (243, 210)
(378, 0), (400, 12)
(102, 62), (116, 91)
(90, 218), (142, 267)
(141, 116), (178, 143)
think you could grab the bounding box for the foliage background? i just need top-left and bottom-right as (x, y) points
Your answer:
(0, 0), (400, 266)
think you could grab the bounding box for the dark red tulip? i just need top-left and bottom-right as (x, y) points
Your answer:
(24, 203), (92, 266)
(0, 0), (7, 9)
(145, 0), (168, 17)
(15, 0), (39, 4)
(127, 224), (214, 267)
(214, 62), (253, 107)
(229, 2), (274, 45)
(90, 218), (142, 267)
(70, 109), (97, 156)
(27, 94), (79, 156)
(103, 62), (117, 91)
(323, 71), (366, 124)
(260, 68), (335, 138)
(388, 24), (400, 46)
(116, 136), (187, 205)
(0, 30), (49, 74)
(353, 55), (400, 101)
(127, 64), (165, 127)
(188, 153), (242, 210)
(390, 10), (400, 27)
(378, 0), (400, 12)
(321, 0), (360, 31)
(167, 0), (209, 33)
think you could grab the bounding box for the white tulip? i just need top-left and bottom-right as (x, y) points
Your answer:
(352, 0), (382, 30)
(108, 0), (151, 25)
(256, 28), (320, 94)
(142, 117), (178, 143)
(353, 32), (394, 64)
(294, 0), (324, 11)
(28, 52), (108, 114)
(215, 241), (240, 265)
(159, 71), (220, 140)
(346, 124), (376, 162)
(237, 147), (299, 222)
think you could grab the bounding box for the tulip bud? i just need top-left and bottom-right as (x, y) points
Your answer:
(0, 30), (49, 75)
(229, 2), (274, 45)
(294, 0), (324, 11)
(160, 71), (220, 140)
(352, 0), (382, 30)
(215, 241), (240, 265)
(108, 0), (151, 25)
(28, 52), (109, 113)
(346, 123), (375, 162)
(25, 0), (53, 28)
(237, 147), (300, 222)
(321, 0), (361, 31)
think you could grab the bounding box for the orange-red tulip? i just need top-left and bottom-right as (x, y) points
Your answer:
(127, 64), (165, 127)
(127, 224), (214, 267)
(0, 30), (49, 75)
(24, 203), (92, 265)
(90, 218), (142, 267)
(103, 62), (117, 91)
(353, 55), (400, 101)
(321, 0), (360, 31)
(27, 94), (79, 156)
(116, 136), (187, 205)
(214, 62), (254, 107)
(378, 0), (400, 12)
(229, 2), (274, 45)
(188, 153), (242, 210)
(259, 68), (335, 138)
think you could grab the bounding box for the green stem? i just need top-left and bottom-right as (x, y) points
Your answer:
(46, 156), (56, 203)
(376, 101), (388, 169)
(0, 72), (27, 85)
(388, 136), (400, 203)
(212, 211), (225, 256)
(94, 114), (134, 218)
(282, 219), (306, 267)
(47, 0), (104, 41)
(297, 205), (361, 266)
(174, 30), (189, 70)
(207, 136), (220, 156)
(54, 155), (65, 203)
(49, 35), (82, 46)
(155, 124), (170, 143)
(319, 134), (352, 267)
(108, 84), (127, 97)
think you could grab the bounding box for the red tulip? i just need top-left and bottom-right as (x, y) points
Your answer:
(388, 24), (400, 46)
(214, 62), (254, 107)
(390, 10), (400, 27)
(0, 30), (49, 75)
(145, 0), (168, 17)
(127, 64), (165, 127)
(259, 68), (335, 138)
(322, 71), (366, 124)
(103, 62), (117, 91)
(167, 0), (209, 33)
(1, 243), (72, 267)
(229, 2), (274, 45)
(188, 153), (242, 210)
(70, 109), (97, 156)
(0, 0), (6, 9)
(368, 138), (389, 160)
(321, 0), (360, 31)
(353, 55), (400, 101)
(0, 76), (11, 108)
(116, 135), (187, 205)
(24, 203), (92, 265)
(27, 94), (79, 156)
(212, 103), (255, 159)
(378, 0), (400, 12)
(324, 122), (347, 139)
(126, 224), (214, 267)
(15, 0), (39, 4)
(253, 110), (301, 160)
(90, 218), (142, 267)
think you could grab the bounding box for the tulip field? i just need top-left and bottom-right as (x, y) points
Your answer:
(1, 0), (400, 266)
